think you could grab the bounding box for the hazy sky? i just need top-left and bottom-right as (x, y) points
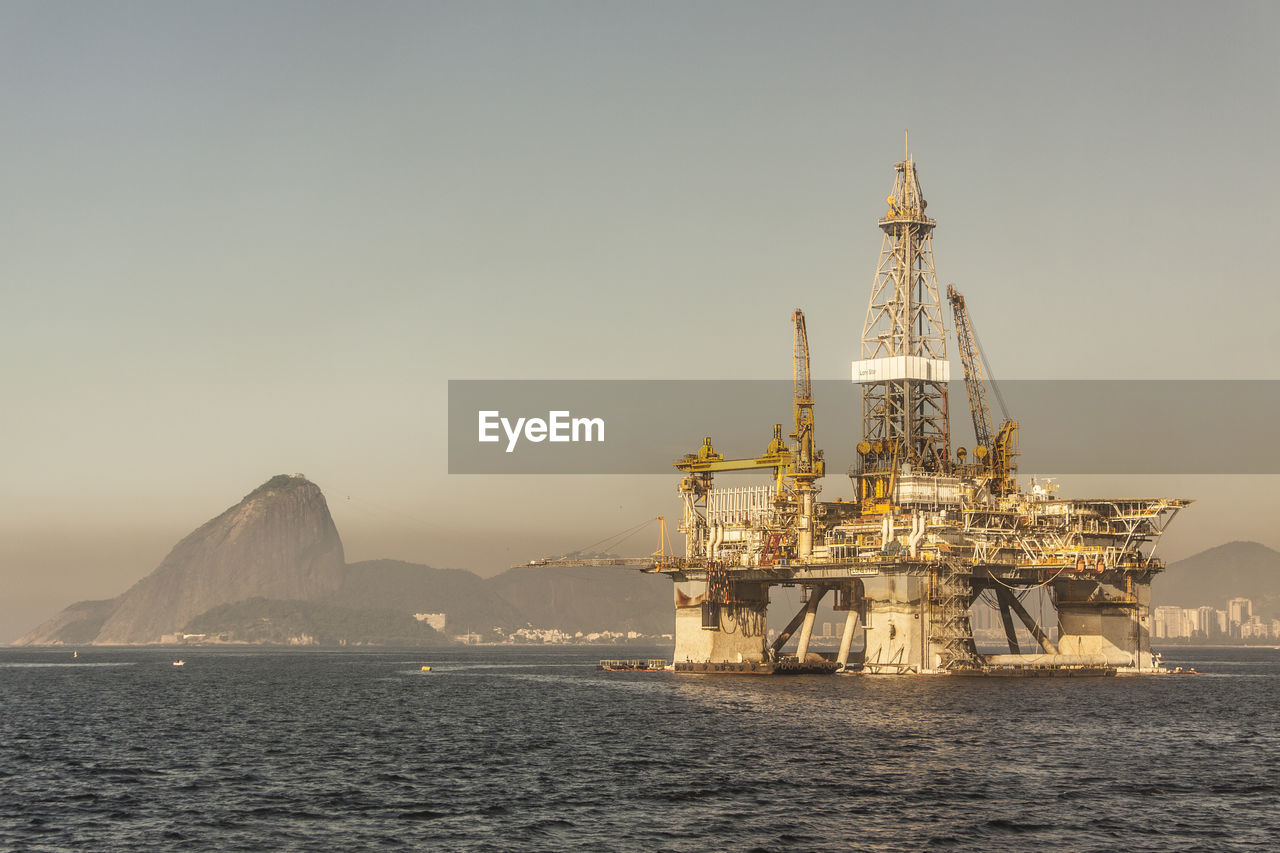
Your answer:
(2, 1), (1277, 640)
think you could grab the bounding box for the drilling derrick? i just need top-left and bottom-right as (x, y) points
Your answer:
(853, 141), (951, 510)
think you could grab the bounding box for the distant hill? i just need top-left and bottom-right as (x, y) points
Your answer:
(329, 559), (524, 634)
(1155, 541), (1280, 617)
(488, 564), (671, 636)
(183, 598), (450, 646)
(18, 599), (117, 646)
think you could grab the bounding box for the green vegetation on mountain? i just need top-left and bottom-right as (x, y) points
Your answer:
(183, 598), (449, 646)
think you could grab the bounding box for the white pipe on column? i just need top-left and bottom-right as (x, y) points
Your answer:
(908, 514), (926, 558)
(683, 491), (697, 558)
(798, 489), (814, 558)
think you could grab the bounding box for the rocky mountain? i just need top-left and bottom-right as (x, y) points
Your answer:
(16, 599), (118, 646)
(19, 475), (347, 644)
(1155, 540), (1280, 618)
(16, 473), (675, 646)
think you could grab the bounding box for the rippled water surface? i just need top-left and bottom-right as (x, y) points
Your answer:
(2, 645), (1277, 851)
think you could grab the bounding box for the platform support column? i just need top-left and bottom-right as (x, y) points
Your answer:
(1004, 588), (1058, 654)
(994, 588), (1021, 655)
(836, 608), (860, 668)
(795, 587), (827, 660)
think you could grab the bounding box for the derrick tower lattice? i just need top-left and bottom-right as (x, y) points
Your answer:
(857, 140), (951, 475)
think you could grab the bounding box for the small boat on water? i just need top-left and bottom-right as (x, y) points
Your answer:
(598, 659), (669, 672)
(172, 660), (185, 667)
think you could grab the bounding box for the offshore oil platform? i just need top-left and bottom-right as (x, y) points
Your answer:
(546, 144), (1189, 676)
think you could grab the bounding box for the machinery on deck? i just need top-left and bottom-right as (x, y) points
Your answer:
(673, 309), (826, 569)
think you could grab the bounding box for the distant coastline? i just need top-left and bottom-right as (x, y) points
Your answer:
(1150, 640), (1280, 649)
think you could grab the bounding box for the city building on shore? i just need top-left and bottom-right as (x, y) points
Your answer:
(1153, 598), (1276, 641)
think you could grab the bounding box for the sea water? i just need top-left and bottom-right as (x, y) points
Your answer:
(1, 645), (1276, 851)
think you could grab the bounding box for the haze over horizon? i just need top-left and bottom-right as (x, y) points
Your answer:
(3, 1), (1278, 641)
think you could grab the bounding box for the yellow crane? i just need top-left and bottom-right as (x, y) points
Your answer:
(673, 310), (824, 487)
(672, 309), (825, 561)
(947, 284), (1018, 497)
(790, 309), (823, 556)
(791, 309), (817, 475)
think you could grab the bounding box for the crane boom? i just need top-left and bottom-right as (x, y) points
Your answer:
(947, 285), (995, 452)
(947, 285), (1017, 496)
(790, 308), (821, 558)
(791, 309), (815, 473)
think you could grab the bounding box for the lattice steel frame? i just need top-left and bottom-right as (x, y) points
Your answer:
(860, 156), (951, 472)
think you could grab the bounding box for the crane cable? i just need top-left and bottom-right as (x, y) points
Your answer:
(970, 320), (1010, 423)
(985, 564), (1069, 592)
(567, 517), (657, 557)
